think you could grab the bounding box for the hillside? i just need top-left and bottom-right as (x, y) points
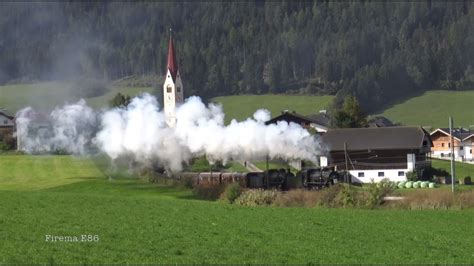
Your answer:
(211, 94), (334, 124)
(0, 2), (472, 112)
(378, 90), (474, 129)
(0, 82), (154, 113)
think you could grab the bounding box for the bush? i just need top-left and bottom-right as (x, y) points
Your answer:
(406, 171), (418, 182)
(221, 183), (242, 203)
(336, 185), (358, 208)
(318, 184), (344, 207)
(235, 189), (277, 206)
(192, 183), (225, 201)
(365, 179), (394, 208)
(274, 189), (323, 207)
(388, 189), (474, 210)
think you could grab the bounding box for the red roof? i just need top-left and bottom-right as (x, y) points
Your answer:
(166, 36), (178, 81)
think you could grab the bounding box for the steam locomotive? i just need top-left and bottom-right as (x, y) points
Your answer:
(179, 167), (343, 190)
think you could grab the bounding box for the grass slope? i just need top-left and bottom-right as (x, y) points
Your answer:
(212, 94), (334, 124)
(1, 155), (474, 264)
(379, 90), (474, 129)
(432, 159), (474, 179)
(0, 82), (153, 113)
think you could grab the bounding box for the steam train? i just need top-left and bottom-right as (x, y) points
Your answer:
(179, 167), (344, 190)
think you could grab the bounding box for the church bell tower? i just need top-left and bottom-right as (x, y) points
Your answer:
(163, 29), (183, 127)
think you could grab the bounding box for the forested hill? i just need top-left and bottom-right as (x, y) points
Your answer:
(0, 2), (472, 112)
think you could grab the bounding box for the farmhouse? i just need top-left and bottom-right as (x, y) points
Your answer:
(320, 127), (432, 183)
(0, 110), (15, 149)
(430, 128), (473, 162)
(265, 110), (329, 133)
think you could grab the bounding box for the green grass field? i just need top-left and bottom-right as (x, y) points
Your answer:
(1, 155), (474, 264)
(432, 159), (474, 179)
(0, 82), (153, 113)
(212, 94), (334, 124)
(378, 90), (474, 129)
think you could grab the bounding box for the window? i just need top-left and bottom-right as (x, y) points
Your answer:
(442, 143), (445, 147)
(3, 120), (7, 125)
(176, 86), (181, 93)
(166, 85), (172, 93)
(358, 172), (364, 177)
(423, 140), (427, 146)
(378, 172), (384, 177)
(441, 153), (444, 157)
(398, 171), (404, 176)
(460, 146), (463, 150)
(448, 143), (451, 148)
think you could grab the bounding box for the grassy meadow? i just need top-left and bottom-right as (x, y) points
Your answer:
(432, 159), (474, 180)
(1, 155), (474, 264)
(0, 81), (153, 114)
(378, 90), (474, 129)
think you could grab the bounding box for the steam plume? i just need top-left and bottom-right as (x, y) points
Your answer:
(16, 93), (325, 172)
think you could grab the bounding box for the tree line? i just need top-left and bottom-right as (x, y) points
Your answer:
(0, 1), (472, 112)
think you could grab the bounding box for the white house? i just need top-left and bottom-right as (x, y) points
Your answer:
(430, 128), (473, 162)
(320, 127), (432, 183)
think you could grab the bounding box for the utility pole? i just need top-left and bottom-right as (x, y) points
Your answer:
(266, 155), (270, 189)
(449, 117), (455, 193)
(344, 142), (350, 185)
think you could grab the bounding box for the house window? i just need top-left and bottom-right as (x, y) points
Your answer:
(398, 171), (404, 176)
(3, 120), (7, 125)
(448, 143), (451, 148)
(167, 85), (172, 93)
(460, 146), (463, 150)
(358, 172), (364, 177)
(423, 140), (427, 146)
(176, 86), (181, 93)
(378, 172), (384, 177)
(442, 143), (445, 147)
(441, 153), (444, 157)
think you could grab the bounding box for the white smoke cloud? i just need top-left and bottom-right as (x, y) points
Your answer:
(16, 99), (97, 154)
(16, 93), (326, 172)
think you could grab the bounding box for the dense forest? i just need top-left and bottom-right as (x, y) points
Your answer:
(0, 1), (472, 112)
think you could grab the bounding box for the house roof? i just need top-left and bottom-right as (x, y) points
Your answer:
(430, 128), (473, 141)
(367, 116), (395, 128)
(166, 35), (178, 82)
(0, 110), (14, 120)
(306, 113), (330, 127)
(265, 111), (326, 127)
(321, 127), (431, 151)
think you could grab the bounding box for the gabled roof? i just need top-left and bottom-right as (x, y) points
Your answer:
(430, 128), (473, 141)
(166, 35), (178, 82)
(367, 116), (395, 128)
(0, 110), (14, 120)
(306, 113), (330, 127)
(265, 111), (327, 127)
(321, 127), (432, 151)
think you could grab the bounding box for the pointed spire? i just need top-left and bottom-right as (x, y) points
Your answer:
(166, 28), (178, 81)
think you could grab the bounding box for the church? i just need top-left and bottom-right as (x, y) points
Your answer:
(163, 32), (184, 127)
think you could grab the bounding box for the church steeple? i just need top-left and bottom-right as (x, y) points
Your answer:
(163, 28), (183, 127)
(166, 30), (178, 82)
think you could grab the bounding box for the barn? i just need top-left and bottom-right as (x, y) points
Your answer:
(320, 127), (432, 183)
(0, 110), (15, 149)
